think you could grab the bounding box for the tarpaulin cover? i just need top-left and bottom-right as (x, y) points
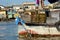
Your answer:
(36, 0), (39, 5)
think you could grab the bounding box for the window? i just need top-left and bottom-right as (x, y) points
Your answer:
(54, 7), (60, 9)
(45, 10), (50, 17)
(20, 8), (22, 9)
(0, 7), (1, 10)
(25, 6), (28, 8)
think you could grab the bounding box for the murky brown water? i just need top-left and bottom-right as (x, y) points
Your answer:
(19, 36), (60, 40)
(18, 36), (60, 40)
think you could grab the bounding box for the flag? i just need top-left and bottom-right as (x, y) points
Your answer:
(36, 0), (39, 5)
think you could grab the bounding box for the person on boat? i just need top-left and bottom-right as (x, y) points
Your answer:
(15, 16), (22, 25)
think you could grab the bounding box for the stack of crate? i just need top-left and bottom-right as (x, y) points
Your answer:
(21, 12), (31, 23)
(38, 12), (46, 23)
(31, 11), (46, 23)
(31, 12), (37, 23)
(20, 11), (46, 23)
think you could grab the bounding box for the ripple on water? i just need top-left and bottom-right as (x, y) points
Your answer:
(0, 22), (18, 40)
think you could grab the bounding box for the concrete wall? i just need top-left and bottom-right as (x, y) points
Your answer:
(24, 5), (35, 10)
(49, 9), (60, 22)
(13, 6), (20, 11)
(0, 10), (6, 18)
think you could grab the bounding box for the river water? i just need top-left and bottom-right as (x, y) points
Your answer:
(0, 21), (18, 40)
(0, 21), (60, 40)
